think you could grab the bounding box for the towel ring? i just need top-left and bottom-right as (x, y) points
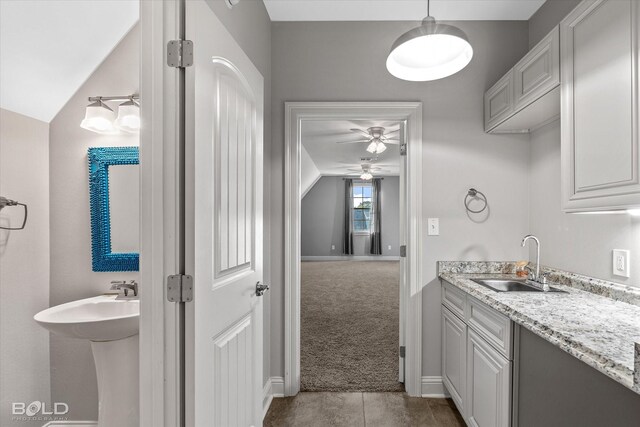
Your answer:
(465, 188), (487, 214)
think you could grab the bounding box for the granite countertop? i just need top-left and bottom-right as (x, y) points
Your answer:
(439, 266), (640, 395)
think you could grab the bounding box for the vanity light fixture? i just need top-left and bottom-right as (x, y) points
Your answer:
(114, 98), (140, 133)
(80, 100), (117, 135)
(81, 95), (140, 134)
(386, 0), (473, 81)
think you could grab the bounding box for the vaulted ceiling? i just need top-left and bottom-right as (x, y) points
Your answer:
(263, 0), (545, 22)
(302, 120), (402, 177)
(0, 0), (139, 123)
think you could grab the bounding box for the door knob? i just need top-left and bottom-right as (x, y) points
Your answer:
(255, 282), (270, 297)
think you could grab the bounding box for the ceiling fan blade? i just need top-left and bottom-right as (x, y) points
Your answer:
(350, 128), (372, 138)
(383, 141), (400, 145)
(336, 139), (370, 144)
(385, 129), (400, 135)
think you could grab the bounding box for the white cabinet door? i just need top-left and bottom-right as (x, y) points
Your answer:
(513, 26), (560, 110)
(466, 329), (511, 427)
(442, 306), (467, 414)
(561, 0), (640, 212)
(484, 71), (514, 132)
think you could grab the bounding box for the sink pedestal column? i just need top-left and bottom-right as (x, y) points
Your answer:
(91, 334), (139, 427)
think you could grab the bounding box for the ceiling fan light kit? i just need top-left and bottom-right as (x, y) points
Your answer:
(386, 1), (473, 82)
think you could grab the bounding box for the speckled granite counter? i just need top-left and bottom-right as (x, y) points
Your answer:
(438, 261), (640, 394)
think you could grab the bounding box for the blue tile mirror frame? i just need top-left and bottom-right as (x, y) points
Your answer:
(88, 146), (139, 272)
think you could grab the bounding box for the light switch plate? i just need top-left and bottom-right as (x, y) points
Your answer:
(427, 218), (440, 236)
(612, 249), (630, 278)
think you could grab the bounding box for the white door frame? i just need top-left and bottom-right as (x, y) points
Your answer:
(284, 102), (424, 397)
(139, 0), (182, 426)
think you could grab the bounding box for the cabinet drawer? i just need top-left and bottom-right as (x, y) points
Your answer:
(466, 297), (512, 359)
(442, 280), (466, 319)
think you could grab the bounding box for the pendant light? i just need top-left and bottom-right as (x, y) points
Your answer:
(80, 100), (117, 134)
(114, 98), (141, 133)
(386, 0), (473, 82)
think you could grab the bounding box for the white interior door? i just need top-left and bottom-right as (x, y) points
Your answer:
(185, 1), (265, 426)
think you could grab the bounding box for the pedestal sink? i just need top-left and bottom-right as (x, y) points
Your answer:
(34, 295), (139, 427)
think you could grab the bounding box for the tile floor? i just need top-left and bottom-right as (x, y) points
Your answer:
(264, 392), (465, 427)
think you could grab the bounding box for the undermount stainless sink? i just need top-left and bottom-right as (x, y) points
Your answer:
(472, 278), (567, 293)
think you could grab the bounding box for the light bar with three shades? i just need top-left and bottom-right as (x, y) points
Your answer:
(80, 94), (140, 134)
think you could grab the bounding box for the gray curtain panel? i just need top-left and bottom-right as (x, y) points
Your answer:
(343, 178), (354, 255)
(370, 178), (382, 255)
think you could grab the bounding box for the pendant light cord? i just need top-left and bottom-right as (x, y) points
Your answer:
(427, 0), (430, 17)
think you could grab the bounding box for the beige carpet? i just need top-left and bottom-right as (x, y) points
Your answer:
(300, 261), (404, 392)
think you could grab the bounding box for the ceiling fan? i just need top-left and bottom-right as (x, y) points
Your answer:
(346, 158), (389, 180)
(337, 126), (400, 154)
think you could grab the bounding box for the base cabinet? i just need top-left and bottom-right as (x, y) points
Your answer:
(442, 306), (467, 412)
(466, 329), (512, 427)
(441, 280), (514, 426)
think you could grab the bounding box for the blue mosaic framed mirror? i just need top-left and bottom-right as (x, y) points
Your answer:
(88, 147), (139, 272)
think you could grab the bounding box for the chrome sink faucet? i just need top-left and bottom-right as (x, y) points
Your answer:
(521, 235), (549, 291)
(110, 280), (138, 297)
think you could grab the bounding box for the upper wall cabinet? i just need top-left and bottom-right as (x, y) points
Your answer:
(561, 0), (640, 212)
(484, 27), (560, 134)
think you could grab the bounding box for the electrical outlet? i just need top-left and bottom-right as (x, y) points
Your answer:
(331, 244), (335, 251)
(388, 245), (392, 251)
(612, 249), (630, 278)
(427, 218), (440, 236)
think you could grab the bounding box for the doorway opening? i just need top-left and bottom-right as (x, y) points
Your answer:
(299, 120), (404, 392)
(284, 102), (424, 397)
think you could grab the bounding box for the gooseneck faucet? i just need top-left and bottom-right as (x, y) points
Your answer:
(521, 235), (549, 291)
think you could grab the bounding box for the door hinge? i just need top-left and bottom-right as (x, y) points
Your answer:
(167, 40), (194, 68)
(400, 143), (407, 156)
(400, 245), (407, 258)
(400, 346), (406, 358)
(167, 274), (194, 302)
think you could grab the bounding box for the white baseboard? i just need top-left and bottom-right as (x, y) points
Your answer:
(301, 256), (400, 262)
(421, 376), (450, 398)
(42, 422), (97, 427)
(263, 376), (285, 419)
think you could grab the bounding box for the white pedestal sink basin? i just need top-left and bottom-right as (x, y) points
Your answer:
(34, 295), (139, 427)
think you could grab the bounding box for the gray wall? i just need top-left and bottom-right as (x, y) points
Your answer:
(301, 176), (400, 257)
(0, 109), (51, 427)
(527, 0), (640, 288)
(528, 0), (581, 48)
(204, 0), (273, 386)
(270, 21), (531, 379)
(529, 121), (640, 286)
(49, 25), (140, 421)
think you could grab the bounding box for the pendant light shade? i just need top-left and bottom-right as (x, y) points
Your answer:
(386, 16), (473, 82)
(115, 99), (141, 133)
(80, 100), (117, 134)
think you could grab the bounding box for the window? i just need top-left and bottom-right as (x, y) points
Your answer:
(352, 182), (373, 233)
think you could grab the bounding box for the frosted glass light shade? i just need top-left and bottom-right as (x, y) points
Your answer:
(366, 141), (378, 153)
(375, 142), (387, 154)
(115, 100), (140, 133)
(81, 101), (117, 134)
(387, 17), (473, 82)
(360, 172), (373, 180)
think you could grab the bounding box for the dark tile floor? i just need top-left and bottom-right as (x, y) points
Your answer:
(264, 392), (465, 427)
